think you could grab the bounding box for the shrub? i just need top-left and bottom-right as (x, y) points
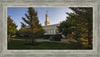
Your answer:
(53, 34), (62, 41)
(49, 36), (55, 41)
(42, 34), (62, 41)
(42, 35), (55, 39)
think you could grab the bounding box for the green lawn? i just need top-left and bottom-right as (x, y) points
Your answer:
(11, 37), (32, 39)
(8, 40), (91, 50)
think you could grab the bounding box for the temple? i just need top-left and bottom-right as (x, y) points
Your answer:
(43, 11), (59, 35)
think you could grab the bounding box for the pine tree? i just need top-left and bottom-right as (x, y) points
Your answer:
(21, 7), (45, 44)
(70, 7), (93, 45)
(58, 7), (93, 47)
(18, 22), (27, 37)
(57, 13), (79, 39)
(7, 16), (17, 40)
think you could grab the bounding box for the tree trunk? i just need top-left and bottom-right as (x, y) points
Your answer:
(32, 37), (35, 44)
(31, 28), (35, 45)
(8, 34), (10, 42)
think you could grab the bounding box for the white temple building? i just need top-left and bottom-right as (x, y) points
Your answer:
(43, 11), (59, 35)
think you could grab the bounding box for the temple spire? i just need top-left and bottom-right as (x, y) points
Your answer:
(45, 10), (50, 26)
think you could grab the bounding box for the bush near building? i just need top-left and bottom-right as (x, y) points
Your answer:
(49, 34), (62, 41)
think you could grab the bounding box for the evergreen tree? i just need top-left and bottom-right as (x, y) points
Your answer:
(70, 7), (93, 45)
(58, 7), (92, 49)
(58, 13), (79, 39)
(18, 22), (27, 37)
(58, 7), (93, 46)
(7, 16), (17, 39)
(21, 7), (45, 44)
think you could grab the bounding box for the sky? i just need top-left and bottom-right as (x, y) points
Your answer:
(7, 7), (73, 30)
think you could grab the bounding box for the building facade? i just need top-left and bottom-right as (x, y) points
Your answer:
(43, 24), (59, 35)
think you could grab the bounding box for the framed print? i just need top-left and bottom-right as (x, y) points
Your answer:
(0, 0), (100, 57)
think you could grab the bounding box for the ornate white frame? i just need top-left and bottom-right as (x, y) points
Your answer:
(0, 0), (99, 57)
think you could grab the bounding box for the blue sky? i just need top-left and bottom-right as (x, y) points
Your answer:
(7, 7), (73, 30)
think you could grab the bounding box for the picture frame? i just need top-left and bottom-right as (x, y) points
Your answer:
(0, 0), (99, 57)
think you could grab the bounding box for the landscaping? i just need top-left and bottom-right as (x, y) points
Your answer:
(8, 40), (92, 50)
(7, 7), (93, 50)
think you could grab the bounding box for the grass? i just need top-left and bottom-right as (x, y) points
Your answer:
(7, 40), (92, 50)
(11, 37), (32, 39)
